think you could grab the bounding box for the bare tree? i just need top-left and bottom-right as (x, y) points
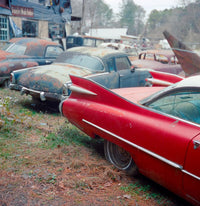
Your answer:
(178, 0), (195, 7)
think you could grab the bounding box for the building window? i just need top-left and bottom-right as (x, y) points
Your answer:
(48, 23), (65, 39)
(0, 15), (9, 41)
(22, 20), (38, 37)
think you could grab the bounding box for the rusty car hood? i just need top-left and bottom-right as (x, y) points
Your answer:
(17, 63), (93, 93)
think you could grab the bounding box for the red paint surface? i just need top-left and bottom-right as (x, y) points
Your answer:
(62, 76), (200, 205)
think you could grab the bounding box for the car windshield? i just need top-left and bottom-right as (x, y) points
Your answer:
(55, 52), (104, 71)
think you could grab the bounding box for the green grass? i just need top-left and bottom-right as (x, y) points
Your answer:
(40, 124), (93, 149)
(120, 182), (172, 205)
(0, 88), (179, 205)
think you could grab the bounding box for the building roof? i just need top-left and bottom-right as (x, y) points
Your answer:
(89, 28), (128, 40)
(0, 5), (12, 15)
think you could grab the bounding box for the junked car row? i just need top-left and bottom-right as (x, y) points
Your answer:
(2, 32), (200, 205)
(9, 47), (151, 102)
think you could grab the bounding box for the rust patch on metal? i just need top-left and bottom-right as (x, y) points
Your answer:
(69, 47), (124, 59)
(17, 64), (92, 94)
(0, 50), (14, 61)
(0, 61), (38, 75)
(7, 37), (60, 57)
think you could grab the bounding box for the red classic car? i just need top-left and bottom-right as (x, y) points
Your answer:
(60, 75), (200, 205)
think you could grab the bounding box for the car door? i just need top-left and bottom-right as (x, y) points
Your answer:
(141, 89), (200, 196)
(183, 134), (200, 204)
(116, 56), (150, 87)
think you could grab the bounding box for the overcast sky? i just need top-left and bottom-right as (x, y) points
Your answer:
(104, 0), (180, 16)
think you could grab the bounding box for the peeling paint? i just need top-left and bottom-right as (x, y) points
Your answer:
(11, 48), (152, 101)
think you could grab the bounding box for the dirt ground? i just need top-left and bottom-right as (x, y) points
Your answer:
(0, 88), (190, 206)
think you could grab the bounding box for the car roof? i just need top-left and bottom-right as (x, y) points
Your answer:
(67, 46), (127, 58)
(140, 75), (200, 105)
(175, 75), (200, 88)
(9, 37), (59, 46)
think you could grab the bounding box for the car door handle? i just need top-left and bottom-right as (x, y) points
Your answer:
(193, 140), (200, 149)
(120, 75), (124, 77)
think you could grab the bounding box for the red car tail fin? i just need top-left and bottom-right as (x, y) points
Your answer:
(147, 70), (184, 86)
(69, 75), (135, 110)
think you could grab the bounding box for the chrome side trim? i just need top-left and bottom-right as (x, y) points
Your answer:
(82, 119), (182, 170)
(182, 170), (200, 181)
(70, 85), (97, 96)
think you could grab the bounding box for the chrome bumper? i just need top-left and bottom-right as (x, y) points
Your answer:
(10, 83), (64, 102)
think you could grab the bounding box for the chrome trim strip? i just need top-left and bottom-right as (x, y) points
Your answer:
(82, 119), (182, 170)
(21, 87), (41, 94)
(182, 170), (200, 181)
(17, 86), (62, 101)
(70, 85), (97, 96)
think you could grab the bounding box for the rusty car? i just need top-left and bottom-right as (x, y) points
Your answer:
(0, 37), (64, 87)
(10, 47), (151, 102)
(60, 75), (200, 205)
(131, 49), (184, 76)
(146, 30), (200, 86)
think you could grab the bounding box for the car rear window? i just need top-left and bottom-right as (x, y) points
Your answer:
(55, 52), (104, 71)
(6, 44), (26, 55)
